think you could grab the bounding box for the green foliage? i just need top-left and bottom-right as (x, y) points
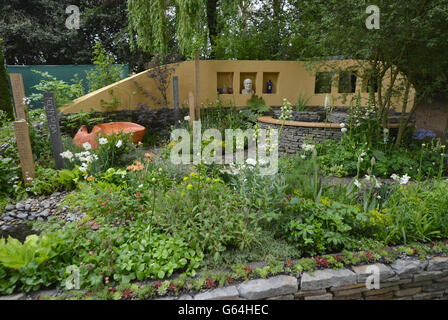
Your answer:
(0, 235), (56, 269)
(28, 70), (84, 107)
(57, 169), (82, 191)
(60, 111), (105, 137)
(85, 42), (124, 93)
(154, 173), (261, 256)
(295, 91), (311, 111)
(28, 167), (64, 196)
(282, 197), (369, 254)
(0, 39), (14, 120)
(0, 157), (20, 197)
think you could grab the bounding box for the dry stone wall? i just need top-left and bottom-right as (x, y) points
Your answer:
(177, 256), (448, 300)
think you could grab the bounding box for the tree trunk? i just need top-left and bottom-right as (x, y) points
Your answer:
(395, 80), (411, 147)
(206, 0), (219, 58)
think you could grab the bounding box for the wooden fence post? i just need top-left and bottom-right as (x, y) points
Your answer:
(195, 53), (201, 120)
(9, 73), (27, 120)
(188, 92), (195, 126)
(13, 120), (36, 185)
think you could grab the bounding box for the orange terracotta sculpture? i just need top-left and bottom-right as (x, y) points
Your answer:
(73, 122), (146, 149)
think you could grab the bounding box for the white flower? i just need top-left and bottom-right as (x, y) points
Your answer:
(184, 116), (190, 121)
(300, 155), (306, 159)
(138, 184), (143, 188)
(22, 97), (31, 105)
(340, 123), (346, 128)
(99, 138), (108, 145)
(60, 151), (74, 161)
(341, 127), (348, 133)
(116, 140), (122, 148)
(246, 158), (257, 166)
(152, 177), (156, 182)
(399, 174), (411, 185)
(383, 128), (389, 134)
(301, 144), (315, 152)
(364, 175), (371, 182)
(360, 151), (367, 157)
(354, 179), (361, 188)
(391, 174), (399, 181)
(375, 180), (382, 188)
(79, 166), (87, 173)
(83, 142), (92, 151)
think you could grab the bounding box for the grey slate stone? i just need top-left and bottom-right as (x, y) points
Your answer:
(0, 293), (25, 300)
(390, 259), (428, 278)
(194, 286), (240, 300)
(237, 275), (298, 300)
(304, 293), (333, 300)
(351, 263), (395, 283)
(39, 209), (50, 217)
(5, 205), (14, 211)
(300, 269), (357, 290)
(16, 212), (28, 220)
(427, 257), (448, 272)
(414, 271), (444, 282)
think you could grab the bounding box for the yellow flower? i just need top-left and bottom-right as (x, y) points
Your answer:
(190, 172), (197, 177)
(206, 177), (211, 182)
(213, 178), (221, 183)
(183, 177), (189, 181)
(87, 176), (95, 182)
(168, 141), (178, 149)
(187, 184), (193, 190)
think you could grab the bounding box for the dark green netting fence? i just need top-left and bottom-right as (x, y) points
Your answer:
(6, 64), (129, 109)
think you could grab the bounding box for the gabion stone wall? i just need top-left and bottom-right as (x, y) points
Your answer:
(258, 116), (343, 155)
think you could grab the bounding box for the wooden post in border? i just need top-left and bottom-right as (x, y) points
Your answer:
(188, 92), (195, 126)
(173, 76), (180, 128)
(194, 53), (201, 121)
(13, 120), (36, 185)
(9, 73), (27, 120)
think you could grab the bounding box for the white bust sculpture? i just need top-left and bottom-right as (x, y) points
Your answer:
(241, 78), (254, 94)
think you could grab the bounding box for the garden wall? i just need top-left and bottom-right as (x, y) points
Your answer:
(169, 256), (448, 300)
(258, 108), (412, 155)
(60, 107), (188, 138)
(258, 115), (343, 155)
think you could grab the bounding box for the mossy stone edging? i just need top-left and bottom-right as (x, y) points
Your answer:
(185, 256), (448, 300)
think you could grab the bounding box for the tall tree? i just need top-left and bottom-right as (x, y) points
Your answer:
(0, 0), (151, 71)
(0, 39), (14, 120)
(295, 0), (448, 145)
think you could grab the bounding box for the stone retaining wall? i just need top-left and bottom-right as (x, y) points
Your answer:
(259, 120), (343, 155)
(177, 256), (448, 300)
(60, 107), (188, 138)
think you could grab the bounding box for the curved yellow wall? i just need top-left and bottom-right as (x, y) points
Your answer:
(60, 60), (414, 114)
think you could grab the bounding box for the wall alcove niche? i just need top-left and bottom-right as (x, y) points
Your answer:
(217, 72), (234, 94)
(263, 72), (279, 94)
(240, 72), (257, 94)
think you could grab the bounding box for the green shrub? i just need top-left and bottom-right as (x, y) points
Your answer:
(29, 167), (63, 196)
